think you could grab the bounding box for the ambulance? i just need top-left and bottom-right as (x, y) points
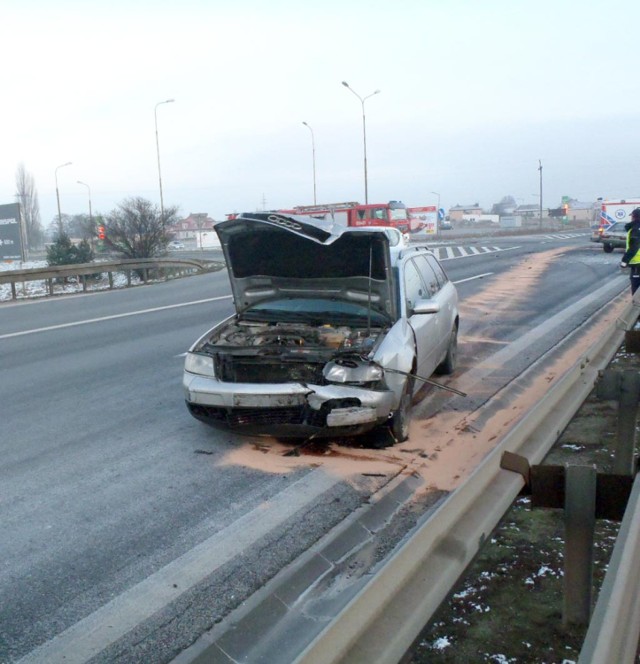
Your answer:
(599, 200), (640, 228)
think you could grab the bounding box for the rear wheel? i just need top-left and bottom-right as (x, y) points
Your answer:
(435, 325), (458, 375)
(389, 376), (414, 443)
(603, 243), (614, 253)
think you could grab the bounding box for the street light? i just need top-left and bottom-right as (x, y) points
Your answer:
(77, 180), (92, 225)
(538, 159), (543, 229)
(154, 98), (175, 228)
(302, 121), (317, 205)
(55, 161), (72, 235)
(342, 81), (380, 204)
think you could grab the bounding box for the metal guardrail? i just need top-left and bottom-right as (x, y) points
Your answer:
(0, 257), (223, 300)
(579, 473), (640, 663)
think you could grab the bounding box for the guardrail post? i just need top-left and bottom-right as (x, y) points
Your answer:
(11, 282), (16, 299)
(126, 270), (131, 287)
(597, 370), (640, 476)
(108, 272), (114, 289)
(614, 371), (640, 476)
(143, 268), (148, 284)
(564, 465), (597, 627)
(48, 278), (53, 296)
(81, 275), (87, 292)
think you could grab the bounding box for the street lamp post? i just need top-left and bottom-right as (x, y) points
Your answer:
(538, 159), (543, 229)
(154, 98), (175, 228)
(302, 121), (317, 205)
(77, 180), (92, 225)
(55, 161), (72, 236)
(341, 81), (380, 204)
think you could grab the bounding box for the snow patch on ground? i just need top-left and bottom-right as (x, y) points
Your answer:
(0, 260), (143, 301)
(431, 636), (451, 651)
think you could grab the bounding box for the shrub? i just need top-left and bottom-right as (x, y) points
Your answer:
(47, 233), (95, 266)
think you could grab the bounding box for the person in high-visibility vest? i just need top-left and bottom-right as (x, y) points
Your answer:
(620, 208), (640, 294)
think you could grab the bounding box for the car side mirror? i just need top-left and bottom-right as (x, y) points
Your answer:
(411, 299), (440, 315)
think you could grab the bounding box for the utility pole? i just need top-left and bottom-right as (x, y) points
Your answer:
(538, 159), (543, 230)
(55, 161), (72, 236)
(302, 122), (317, 205)
(154, 98), (175, 230)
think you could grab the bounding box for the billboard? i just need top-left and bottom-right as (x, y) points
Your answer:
(0, 203), (24, 260)
(407, 206), (437, 234)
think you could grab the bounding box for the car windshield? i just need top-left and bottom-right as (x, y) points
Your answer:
(609, 222), (627, 232)
(389, 208), (408, 221)
(242, 298), (389, 326)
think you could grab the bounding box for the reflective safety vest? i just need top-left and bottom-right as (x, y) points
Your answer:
(627, 229), (640, 264)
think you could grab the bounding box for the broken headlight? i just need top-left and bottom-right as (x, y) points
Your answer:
(323, 358), (383, 385)
(185, 352), (215, 377)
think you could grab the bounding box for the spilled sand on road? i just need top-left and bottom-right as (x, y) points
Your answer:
(215, 246), (628, 495)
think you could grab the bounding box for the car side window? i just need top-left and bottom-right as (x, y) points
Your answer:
(412, 255), (440, 296)
(404, 259), (427, 312)
(426, 255), (449, 288)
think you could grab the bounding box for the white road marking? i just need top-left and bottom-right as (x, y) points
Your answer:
(542, 233), (587, 240)
(17, 470), (340, 664)
(434, 245), (521, 261)
(0, 296), (233, 340)
(453, 272), (494, 284)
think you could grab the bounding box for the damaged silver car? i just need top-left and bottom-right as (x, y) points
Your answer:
(183, 212), (459, 442)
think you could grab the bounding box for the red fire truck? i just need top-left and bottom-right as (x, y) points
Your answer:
(275, 200), (411, 231)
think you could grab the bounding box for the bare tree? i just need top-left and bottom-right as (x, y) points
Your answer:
(15, 163), (44, 248)
(103, 196), (178, 259)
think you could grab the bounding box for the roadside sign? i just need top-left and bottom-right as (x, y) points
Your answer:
(407, 206), (437, 234)
(0, 203), (24, 260)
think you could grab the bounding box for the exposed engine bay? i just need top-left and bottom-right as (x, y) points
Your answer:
(205, 320), (383, 351)
(200, 320), (387, 384)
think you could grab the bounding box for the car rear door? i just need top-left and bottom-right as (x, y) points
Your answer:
(402, 257), (442, 379)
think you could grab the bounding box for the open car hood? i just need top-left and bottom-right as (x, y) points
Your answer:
(215, 213), (398, 321)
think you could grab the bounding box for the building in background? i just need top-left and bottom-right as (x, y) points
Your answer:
(448, 203), (483, 222)
(170, 213), (216, 240)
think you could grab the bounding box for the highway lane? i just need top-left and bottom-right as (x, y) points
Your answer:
(0, 270), (397, 663)
(0, 233), (628, 662)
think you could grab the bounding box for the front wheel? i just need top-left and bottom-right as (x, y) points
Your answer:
(435, 326), (458, 375)
(389, 376), (414, 443)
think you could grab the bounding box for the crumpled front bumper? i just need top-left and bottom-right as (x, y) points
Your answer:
(183, 373), (395, 436)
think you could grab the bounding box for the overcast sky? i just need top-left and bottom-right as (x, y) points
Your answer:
(3, 0), (639, 226)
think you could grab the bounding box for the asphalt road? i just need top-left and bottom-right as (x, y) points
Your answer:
(0, 231), (628, 663)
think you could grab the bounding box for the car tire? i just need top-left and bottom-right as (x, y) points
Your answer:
(435, 325), (458, 375)
(389, 375), (414, 443)
(603, 243), (614, 253)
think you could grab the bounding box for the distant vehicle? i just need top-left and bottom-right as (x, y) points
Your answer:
(183, 212), (459, 443)
(600, 221), (627, 253)
(228, 201), (411, 233)
(439, 221), (453, 231)
(597, 200), (640, 235)
(168, 240), (185, 249)
(590, 224), (602, 243)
